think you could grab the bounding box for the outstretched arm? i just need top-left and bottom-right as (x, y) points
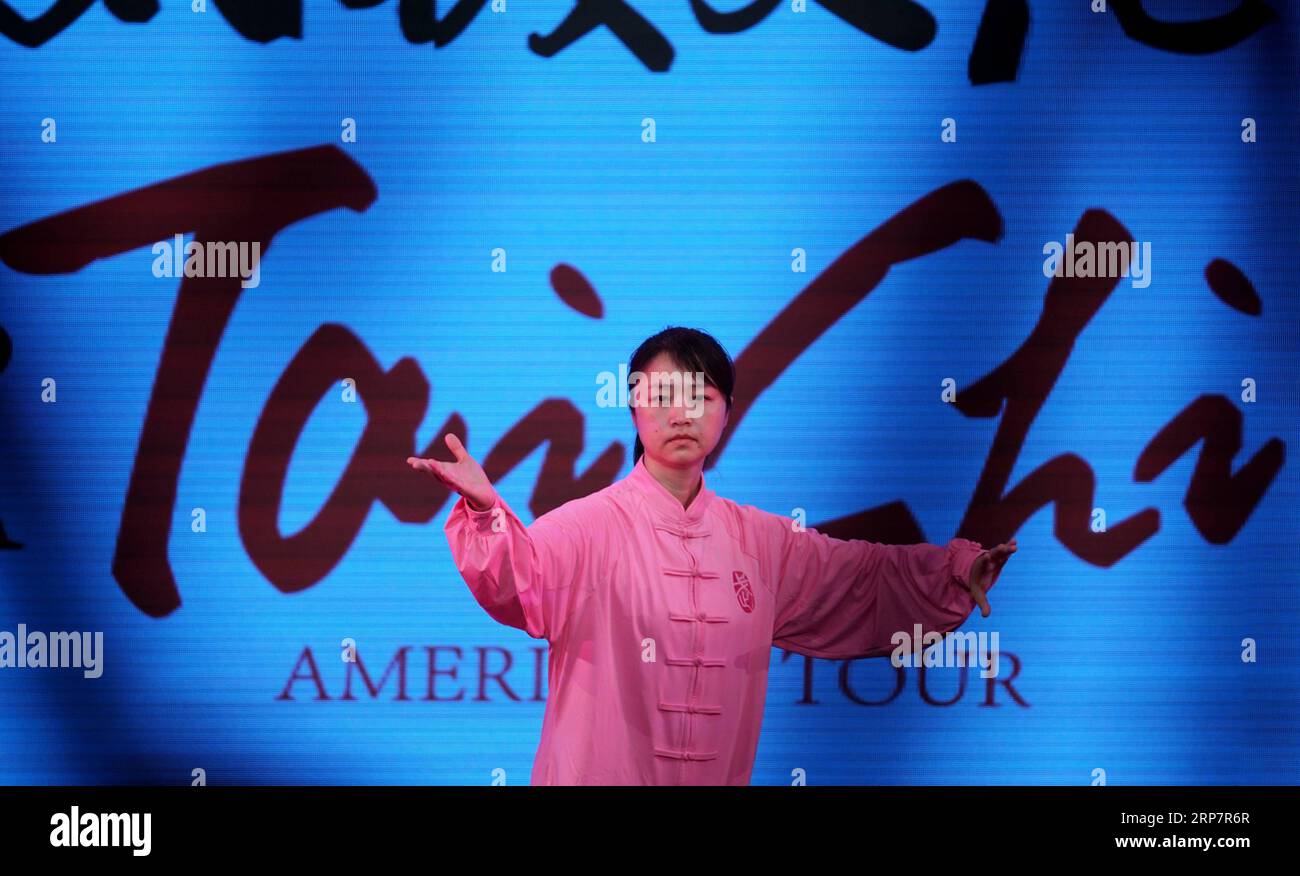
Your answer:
(410, 435), (590, 643)
(746, 506), (1014, 660)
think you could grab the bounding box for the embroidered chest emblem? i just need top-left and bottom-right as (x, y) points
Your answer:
(732, 571), (755, 613)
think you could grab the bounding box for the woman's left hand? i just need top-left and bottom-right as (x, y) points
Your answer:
(967, 539), (1017, 618)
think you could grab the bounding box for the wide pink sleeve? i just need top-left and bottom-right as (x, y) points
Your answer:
(443, 489), (592, 644)
(746, 506), (1000, 660)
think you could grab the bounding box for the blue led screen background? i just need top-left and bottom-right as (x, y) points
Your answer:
(0, 0), (1297, 784)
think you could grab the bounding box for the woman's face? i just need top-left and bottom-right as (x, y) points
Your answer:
(631, 351), (730, 470)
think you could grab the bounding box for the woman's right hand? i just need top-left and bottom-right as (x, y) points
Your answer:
(407, 434), (497, 511)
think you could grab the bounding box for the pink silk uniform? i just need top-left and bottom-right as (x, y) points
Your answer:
(444, 456), (1001, 785)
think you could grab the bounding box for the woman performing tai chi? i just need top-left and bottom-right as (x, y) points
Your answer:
(408, 326), (1017, 785)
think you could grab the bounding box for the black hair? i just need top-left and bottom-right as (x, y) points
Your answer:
(627, 326), (735, 466)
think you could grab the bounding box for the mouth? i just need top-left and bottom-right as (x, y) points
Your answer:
(667, 436), (696, 444)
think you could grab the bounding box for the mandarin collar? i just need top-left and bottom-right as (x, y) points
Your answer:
(627, 456), (714, 525)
